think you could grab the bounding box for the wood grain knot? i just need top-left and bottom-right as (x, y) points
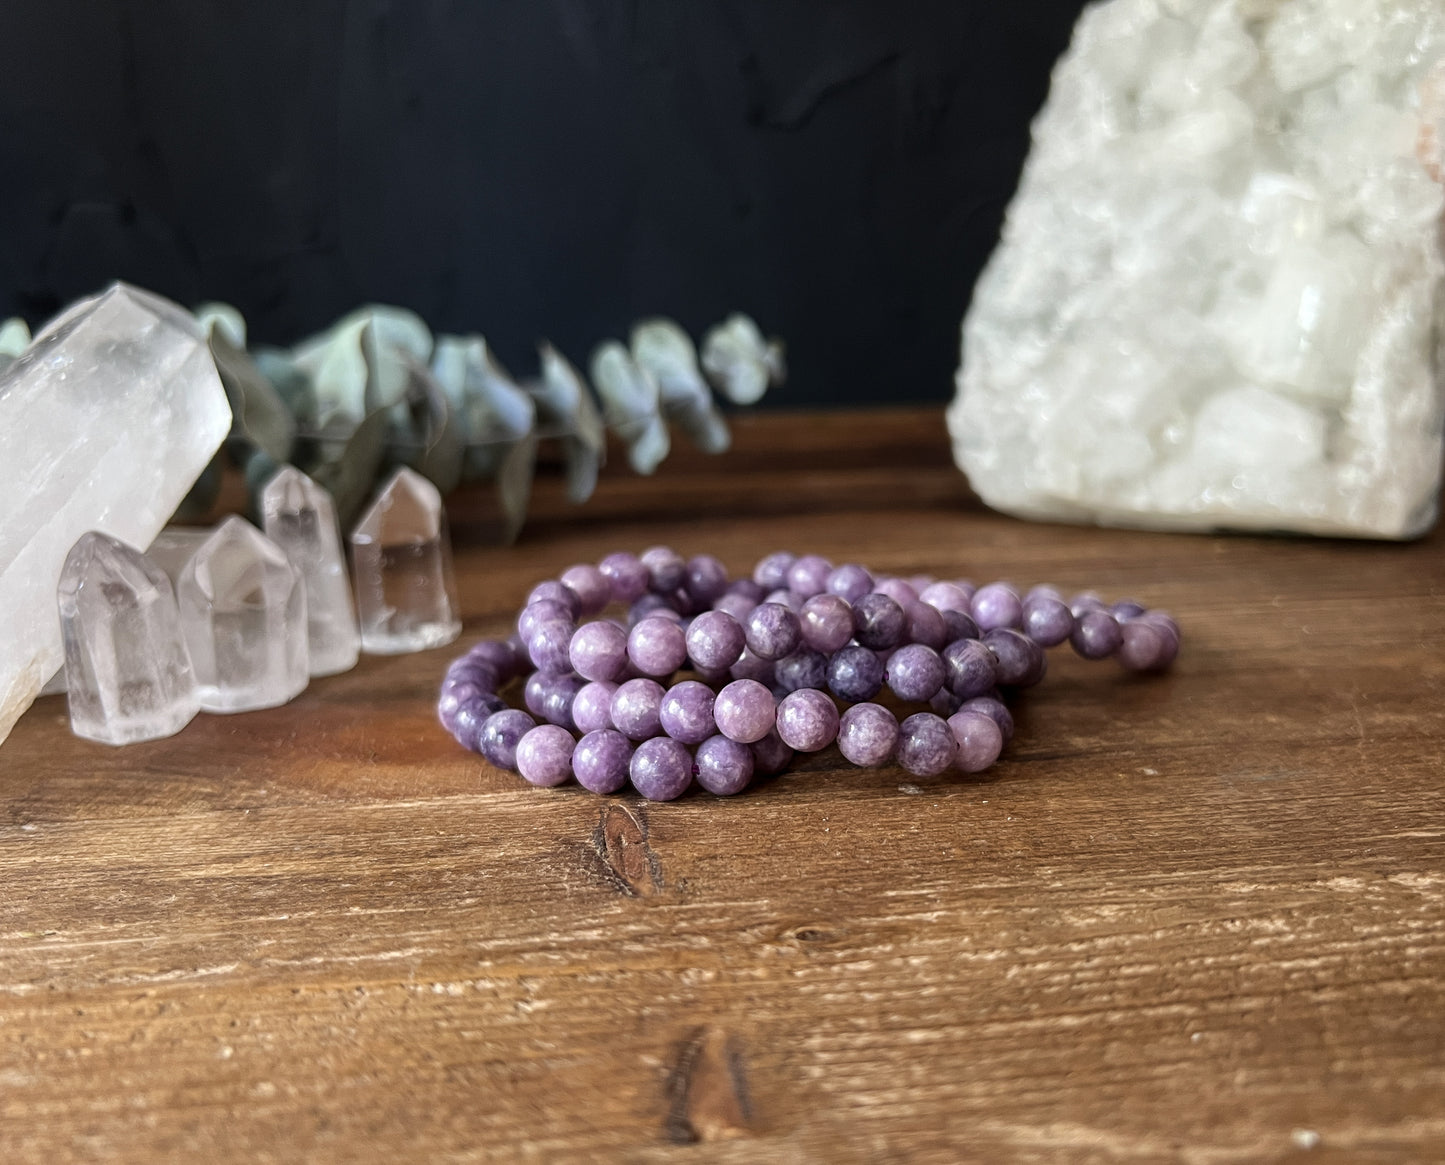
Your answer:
(663, 1027), (754, 1144)
(588, 803), (664, 897)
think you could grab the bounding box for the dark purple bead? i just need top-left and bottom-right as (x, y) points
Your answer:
(714, 679), (777, 744)
(628, 616), (688, 677)
(930, 688), (962, 717)
(444, 659), (499, 694)
(942, 638), (997, 699)
(572, 729), (633, 794)
(659, 680), (718, 745)
(947, 709), (1003, 773)
(684, 554), (730, 606)
(1070, 609), (1123, 660)
(752, 551), (797, 591)
(837, 702), (899, 767)
(786, 554), (833, 598)
(528, 619), (577, 675)
(729, 648), (776, 686)
(852, 593), (906, 651)
(826, 645), (885, 703)
(610, 677), (666, 741)
(971, 583), (1023, 632)
(749, 728), (795, 777)
(744, 602), (803, 661)
(666, 586), (700, 617)
(872, 577), (919, 607)
(1022, 594), (1075, 647)
(904, 601), (947, 651)
(629, 737), (693, 801)
(886, 644), (946, 703)
(776, 688), (840, 752)
(559, 564), (611, 616)
(515, 724), (576, 786)
(685, 609), (746, 672)
(960, 695), (1013, 744)
(450, 696), (506, 751)
(538, 674), (584, 728)
(763, 588), (805, 614)
(1118, 618), (1177, 672)
(598, 551), (650, 603)
(919, 581), (971, 614)
(628, 593), (679, 626)
(694, 735), (754, 796)
(523, 671), (549, 717)
(726, 578), (766, 603)
(1112, 598), (1148, 620)
(527, 580), (581, 620)
(774, 649), (828, 694)
(466, 639), (522, 681)
(1069, 591), (1107, 618)
(569, 620), (630, 683)
(711, 592), (757, 621)
(896, 712), (956, 777)
(983, 628), (1047, 687)
(825, 563), (873, 604)
(518, 599), (571, 642)
(572, 681), (617, 733)
(479, 709), (535, 769)
(438, 681), (483, 727)
(941, 609), (980, 644)
(800, 594), (854, 653)
(641, 546), (686, 593)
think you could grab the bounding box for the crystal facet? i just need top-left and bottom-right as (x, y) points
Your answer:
(261, 466), (360, 676)
(349, 467), (461, 654)
(0, 283), (231, 744)
(177, 517), (309, 713)
(58, 532), (199, 745)
(145, 527), (213, 588)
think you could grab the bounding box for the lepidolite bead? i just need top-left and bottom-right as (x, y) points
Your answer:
(942, 609), (981, 643)
(1070, 609), (1122, 660)
(685, 609), (746, 672)
(959, 695), (1013, 743)
(479, 708), (536, 769)
(1118, 617), (1177, 672)
(904, 600), (947, 651)
(628, 616), (688, 676)
(450, 698), (505, 751)
(837, 702), (899, 767)
(712, 592), (758, 621)
(539, 674), (584, 728)
(972, 583), (1023, 631)
(560, 564), (611, 615)
(611, 677), (666, 740)
(528, 619), (576, 675)
(827, 645), (884, 702)
(800, 593), (854, 653)
(729, 648), (776, 686)
(659, 680), (718, 744)
(763, 588), (805, 614)
(438, 681), (483, 727)
(714, 678), (776, 744)
(774, 649), (827, 694)
(776, 688), (840, 752)
(886, 643), (946, 703)
(569, 620), (629, 682)
(749, 728), (795, 776)
(628, 595), (682, 626)
(515, 724), (576, 786)
(527, 580), (581, 619)
(684, 554), (730, 606)
(896, 712), (957, 777)
(786, 554), (833, 598)
(641, 546), (686, 593)
(523, 671), (550, 717)
(919, 581), (971, 614)
(947, 709), (1003, 773)
(1069, 591), (1107, 618)
(599, 551), (650, 603)
(572, 681), (617, 733)
(518, 598), (571, 641)
(1113, 598), (1148, 620)
(629, 737), (693, 801)
(825, 563), (873, 603)
(1023, 593), (1074, 646)
(727, 578), (765, 603)
(466, 639), (523, 681)
(745, 602), (802, 661)
(694, 734), (754, 795)
(984, 628), (1046, 687)
(753, 551), (797, 590)
(873, 577), (919, 607)
(852, 593), (906, 650)
(572, 728), (633, 794)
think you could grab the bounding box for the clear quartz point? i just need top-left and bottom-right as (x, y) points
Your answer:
(261, 466), (360, 676)
(350, 467), (461, 654)
(57, 531), (199, 745)
(177, 516), (309, 713)
(145, 527), (213, 588)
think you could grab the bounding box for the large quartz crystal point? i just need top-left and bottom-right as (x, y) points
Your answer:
(0, 282), (231, 745)
(58, 532), (200, 745)
(950, 0), (1445, 540)
(349, 467), (461, 654)
(177, 516), (309, 713)
(261, 466), (360, 676)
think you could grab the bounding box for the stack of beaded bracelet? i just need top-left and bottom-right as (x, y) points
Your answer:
(437, 549), (1180, 801)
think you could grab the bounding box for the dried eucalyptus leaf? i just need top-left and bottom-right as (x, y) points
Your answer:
(383, 358), (465, 496)
(194, 302), (246, 349)
(251, 348), (316, 422)
(173, 452), (224, 521)
(700, 313), (784, 404)
(590, 341), (669, 474)
(209, 331), (296, 463)
(293, 317), (370, 428)
(494, 430), (539, 544)
(297, 405), (391, 531)
(631, 317), (730, 453)
(534, 343), (605, 504)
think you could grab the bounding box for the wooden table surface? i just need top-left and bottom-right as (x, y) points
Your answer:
(2, 408), (1443, 1163)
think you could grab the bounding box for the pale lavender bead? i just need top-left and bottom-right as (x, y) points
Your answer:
(467, 639), (523, 681)
(641, 546), (686, 593)
(569, 620), (629, 682)
(774, 649), (827, 694)
(942, 638), (997, 699)
(800, 593), (854, 653)
(559, 564), (611, 615)
(629, 595), (682, 626)
(887, 643), (946, 703)
(1071, 609), (1122, 660)
(628, 616), (688, 677)
(1113, 598), (1148, 620)
(572, 681), (618, 733)
(908, 575), (936, 593)
(726, 578), (765, 603)
(984, 628), (1046, 687)
(776, 688), (840, 752)
(685, 609), (746, 672)
(837, 702), (899, 767)
(919, 581), (971, 614)
(826, 645), (884, 702)
(515, 724), (576, 786)
(852, 593), (906, 651)
(528, 618), (577, 675)
(960, 695), (1013, 743)
(523, 671), (549, 716)
(786, 554), (833, 598)
(942, 609), (981, 644)
(712, 592), (758, 621)
(599, 551), (650, 603)
(826, 563), (873, 604)
(714, 679), (777, 744)
(1134, 611), (1181, 667)
(946, 710), (1003, 773)
(539, 674), (584, 728)
(971, 583), (1023, 632)
(660, 680), (718, 744)
(444, 658), (499, 694)
(896, 713), (956, 777)
(629, 737), (693, 801)
(438, 681), (484, 727)
(749, 729), (795, 777)
(527, 580), (581, 619)
(729, 648), (776, 685)
(1023, 594), (1074, 647)
(1027, 584), (1062, 602)
(479, 709), (535, 769)
(572, 729), (633, 794)
(745, 602), (802, 661)
(1070, 591), (1107, 618)
(1118, 618), (1176, 672)
(684, 554), (730, 606)
(873, 577), (919, 607)
(610, 677), (665, 741)
(763, 588), (804, 613)
(753, 551), (797, 590)
(904, 600), (947, 651)
(694, 735), (754, 796)
(518, 598), (571, 641)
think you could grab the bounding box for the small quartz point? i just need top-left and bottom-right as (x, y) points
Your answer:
(350, 467), (461, 654)
(58, 532), (199, 745)
(261, 466), (360, 676)
(145, 527), (213, 588)
(177, 516), (309, 713)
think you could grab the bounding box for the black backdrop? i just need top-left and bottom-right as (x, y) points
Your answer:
(0, 1), (1086, 406)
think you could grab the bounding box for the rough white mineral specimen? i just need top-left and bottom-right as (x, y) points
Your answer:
(950, 0), (1445, 538)
(0, 283), (231, 745)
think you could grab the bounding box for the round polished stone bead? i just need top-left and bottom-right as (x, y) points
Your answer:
(479, 709), (536, 769)
(628, 616), (688, 677)
(886, 643), (946, 703)
(1134, 611), (1181, 667)
(684, 554), (730, 606)
(930, 688), (962, 718)
(774, 649), (827, 694)
(628, 594), (681, 626)
(825, 563), (873, 604)
(569, 620), (629, 682)
(438, 681), (483, 727)
(919, 581), (971, 614)
(528, 618), (577, 675)
(515, 724), (576, 787)
(896, 713), (956, 777)
(610, 677), (666, 741)
(959, 695), (1013, 743)
(837, 702), (900, 767)
(984, 628), (1047, 687)
(1113, 598), (1148, 620)
(971, 583), (1023, 632)
(694, 734), (754, 796)
(659, 680), (718, 744)
(641, 546), (687, 593)
(904, 600), (947, 651)
(572, 681), (618, 734)
(1023, 593), (1074, 646)
(629, 737), (693, 801)
(466, 639), (524, 681)
(946, 710), (1003, 773)
(598, 551), (650, 603)
(518, 598), (572, 642)
(745, 602), (803, 661)
(752, 551), (797, 590)
(729, 648), (776, 686)
(444, 658), (499, 695)
(826, 645), (885, 702)
(665, 586), (699, 617)
(942, 609), (981, 644)
(712, 592), (758, 621)
(539, 674), (584, 728)
(685, 609), (746, 672)
(504, 633), (531, 675)
(786, 554), (833, 598)
(727, 578), (765, 603)
(799, 593), (854, 653)
(523, 671), (550, 716)
(449, 696), (507, 751)
(776, 688), (840, 752)
(572, 728), (633, 794)
(941, 638), (997, 699)
(559, 564), (611, 616)
(852, 593), (906, 651)
(527, 580), (581, 619)
(749, 728), (795, 777)
(1070, 609), (1123, 660)
(763, 588), (805, 613)
(714, 678), (777, 744)
(872, 577), (919, 607)
(1118, 618), (1177, 672)
(1069, 591), (1107, 618)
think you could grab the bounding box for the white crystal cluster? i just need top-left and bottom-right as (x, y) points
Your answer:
(951, 0), (1445, 538)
